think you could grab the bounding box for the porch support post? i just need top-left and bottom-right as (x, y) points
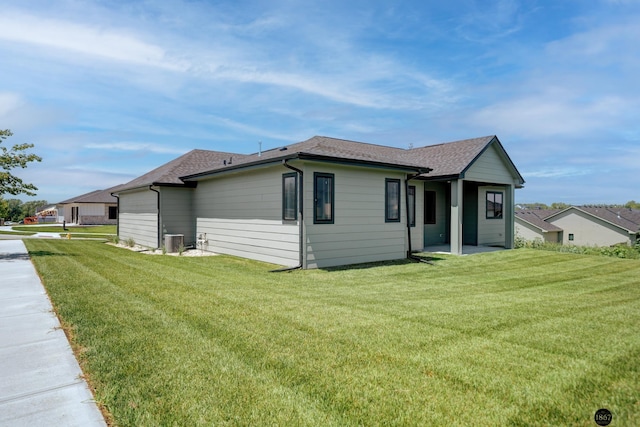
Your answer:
(450, 179), (463, 255)
(505, 184), (515, 249)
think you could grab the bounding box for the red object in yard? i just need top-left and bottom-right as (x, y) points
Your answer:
(23, 216), (38, 224)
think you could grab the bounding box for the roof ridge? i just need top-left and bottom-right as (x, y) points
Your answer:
(408, 135), (496, 151)
(313, 135), (406, 151)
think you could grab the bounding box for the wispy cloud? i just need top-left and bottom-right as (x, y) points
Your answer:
(2, 0), (639, 205)
(523, 167), (593, 179)
(205, 116), (302, 143)
(0, 7), (453, 111)
(468, 92), (632, 137)
(455, 0), (525, 42)
(0, 92), (24, 116)
(85, 142), (188, 155)
(0, 12), (187, 71)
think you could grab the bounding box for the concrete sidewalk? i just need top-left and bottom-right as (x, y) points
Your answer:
(0, 240), (106, 426)
(0, 225), (62, 239)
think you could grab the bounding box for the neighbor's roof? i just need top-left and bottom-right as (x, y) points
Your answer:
(548, 206), (640, 233)
(515, 210), (563, 232)
(57, 184), (125, 204)
(516, 206), (640, 234)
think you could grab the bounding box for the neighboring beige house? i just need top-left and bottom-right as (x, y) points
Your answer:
(57, 185), (123, 225)
(114, 135), (525, 269)
(515, 206), (640, 246)
(515, 210), (562, 243)
(34, 205), (60, 223)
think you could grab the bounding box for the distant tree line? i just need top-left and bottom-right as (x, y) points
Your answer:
(519, 201), (640, 210)
(0, 198), (49, 222)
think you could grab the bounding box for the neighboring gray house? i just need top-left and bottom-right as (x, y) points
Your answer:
(114, 135), (525, 269)
(515, 206), (640, 246)
(57, 185), (123, 225)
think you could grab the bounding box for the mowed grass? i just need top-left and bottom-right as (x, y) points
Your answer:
(25, 240), (640, 426)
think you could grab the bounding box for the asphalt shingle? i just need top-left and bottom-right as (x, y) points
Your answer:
(116, 134), (523, 191)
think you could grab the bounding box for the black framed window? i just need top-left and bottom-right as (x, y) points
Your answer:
(486, 191), (503, 219)
(408, 185), (416, 227)
(385, 179), (401, 222)
(314, 172), (334, 224)
(282, 173), (297, 221)
(568, 233), (574, 241)
(108, 206), (117, 220)
(424, 190), (436, 224)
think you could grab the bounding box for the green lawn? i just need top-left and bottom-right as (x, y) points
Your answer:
(0, 230), (35, 236)
(25, 240), (640, 426)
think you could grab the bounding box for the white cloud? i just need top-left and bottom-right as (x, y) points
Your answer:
(206, 115), (304, 143)
(522, 167), (593, 179)
(84, 142), (188, 155)
(0, 6), (455, 113)
(0, 92), (25, 117)
(545, 20), (640, 67)
(455, 0), (524, 42)
(465, 14), (640, 139)
(0, 12), (187, 71)
(469, 92), (632, 137)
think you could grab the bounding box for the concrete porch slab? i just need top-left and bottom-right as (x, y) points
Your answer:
(422, 244), (507, 255)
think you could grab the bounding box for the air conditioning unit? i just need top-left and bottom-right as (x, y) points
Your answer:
(164, 234), (184, 253)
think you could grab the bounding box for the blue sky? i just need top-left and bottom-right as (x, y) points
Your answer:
(1, 0), (638, 205)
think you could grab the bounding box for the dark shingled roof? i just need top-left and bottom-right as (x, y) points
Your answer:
(118, 149), (247, 191)
(569, 206), (640, 233)
(180, 136), (430, 181)
(515, 210), (563, 232)
(57, 184), (125, 204)
(405, 135), (496, 178)
(117, 135), (524, 191)
(517, 207), (640, 234)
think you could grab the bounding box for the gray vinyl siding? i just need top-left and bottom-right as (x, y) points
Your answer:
(160, 187), (195, 246)
(303, 163), (407, 269)
(464, 144), (516, 184)
(118, 188), (158, 248)
(463, 145), (519, 248)
(477, 186), (506, 246)
(196, 218), (299, 266)
(194, 166), (300, 267)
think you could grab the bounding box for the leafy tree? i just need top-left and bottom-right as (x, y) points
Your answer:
(6, 198), (22, 221)
(0, 198), (7, 219)
(1, 129), (42, 196)
(518, 203), (549, 210)
(624, 200), (640, 210)
(20, 200), (49, 218)
(550, 202), (570, 209)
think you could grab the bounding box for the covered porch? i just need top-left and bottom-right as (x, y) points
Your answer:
(421, 179), (517, 255)
(410, 135), (525, 256)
